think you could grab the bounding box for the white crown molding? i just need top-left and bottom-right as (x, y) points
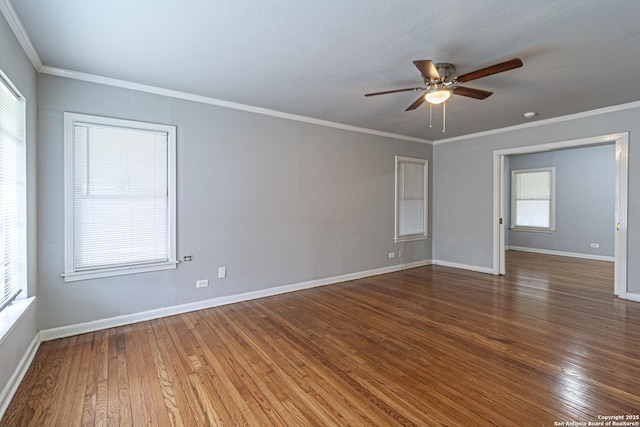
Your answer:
(434, 100), (640, 145)
(40, 66), (432, 145)
(42, 59), (640, 147)
(0, 0), (42, 70)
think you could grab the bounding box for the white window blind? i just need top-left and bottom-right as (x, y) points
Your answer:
(64, 113), (177, 281)
(395, 156), (428, 242)
(512, 168), (555, 230)
(0, 72), (25, 311)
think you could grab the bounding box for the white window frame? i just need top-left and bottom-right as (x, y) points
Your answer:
(395, 156), (429, 242)
(0, 69), (26, 312)
(510, 167), (556, 232)
(63, 113), (177, 282)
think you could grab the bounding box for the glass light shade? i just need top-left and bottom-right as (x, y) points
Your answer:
(425, 89), (451, 104)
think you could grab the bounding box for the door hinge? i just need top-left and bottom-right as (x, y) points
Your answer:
(499, 218), (503, 225)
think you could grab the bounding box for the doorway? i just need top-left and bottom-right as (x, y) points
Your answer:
(492, 133), (629, 299)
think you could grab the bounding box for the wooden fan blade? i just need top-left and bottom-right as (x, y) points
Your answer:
(453, 86), (493, 99)
(405, 94), (426, 111)
(413, 60), (440, 80)
(456, 58), (523, 83)
(365, 87), (424, 97)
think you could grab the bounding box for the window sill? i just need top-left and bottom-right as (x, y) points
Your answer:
(0, 297), (35, 347)
(395, 234), (430, 243)
(62, 260), (178, 282)
(509, 227), (556, 234)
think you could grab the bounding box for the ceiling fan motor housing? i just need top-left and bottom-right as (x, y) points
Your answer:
(424, 63), (457, 91)
(435, 63), (456, 79)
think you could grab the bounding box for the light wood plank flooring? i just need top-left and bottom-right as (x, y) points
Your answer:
(2, 251), (639, 426)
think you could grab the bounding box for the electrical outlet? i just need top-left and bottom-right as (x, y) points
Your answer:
(183, 255), (193, 261)
(590, 243), (599, 248)
(196, 279), (208, 288)
(388, 252), (395, 259)
(218, 267), (227, 279)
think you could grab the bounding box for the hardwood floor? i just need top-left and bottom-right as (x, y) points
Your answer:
(2, 251), (639, 426)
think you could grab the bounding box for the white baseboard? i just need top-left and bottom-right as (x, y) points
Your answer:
(507, 246), (615, 262)
(0, 334), (40, 420)
(401, 259), (432, 270)
(40, 260), (432, 342)
(626, 293), (640, 303)
(431, 259), (495, 275)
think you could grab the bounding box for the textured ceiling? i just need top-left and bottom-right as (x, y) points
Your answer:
(8, 0), (640, 141)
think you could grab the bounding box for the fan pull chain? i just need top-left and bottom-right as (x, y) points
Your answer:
(442, 101), (446, 133)
(429, 103), (433, 128)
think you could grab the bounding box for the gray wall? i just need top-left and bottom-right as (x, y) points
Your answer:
(432, 108), (640, 293)
(0, 14), (38, 405)
(37, 74), (432, 330)
(507, 144), (615, 257)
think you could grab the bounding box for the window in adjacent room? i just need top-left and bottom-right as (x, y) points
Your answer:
(395, 156), (428, 242)
(511, 167), (555, 231)
(63, 113), (177, 281)
(0, 70), (26, 312)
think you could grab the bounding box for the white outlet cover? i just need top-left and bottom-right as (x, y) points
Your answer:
(196, 279), (209, 288)
(218, 267), (227, 278)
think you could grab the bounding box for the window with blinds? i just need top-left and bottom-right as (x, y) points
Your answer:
(511, 167), (555, 231)
(63, 113), (177, 281)
(395, 156), (428, 242)
(0, 71), (25, 312)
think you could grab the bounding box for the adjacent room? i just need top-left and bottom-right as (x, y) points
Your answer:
(1, 1), (639, 425)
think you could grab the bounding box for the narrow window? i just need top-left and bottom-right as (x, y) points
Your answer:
(511, 167), (555, 231)
(64, 113), (177, 281)
(395, 156), (428, 242)
(0, 71), (26, 311)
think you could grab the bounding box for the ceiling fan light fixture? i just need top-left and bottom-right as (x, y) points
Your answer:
(425, 89), (451, 104)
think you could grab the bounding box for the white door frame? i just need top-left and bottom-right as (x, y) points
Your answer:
(492, 132), (629, 299)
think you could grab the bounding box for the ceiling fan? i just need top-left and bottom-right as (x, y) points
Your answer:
(365, 58), (523, 131)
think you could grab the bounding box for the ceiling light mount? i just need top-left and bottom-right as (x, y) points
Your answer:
(421, 63), (457, 105)
(435, 63), (456, 79)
